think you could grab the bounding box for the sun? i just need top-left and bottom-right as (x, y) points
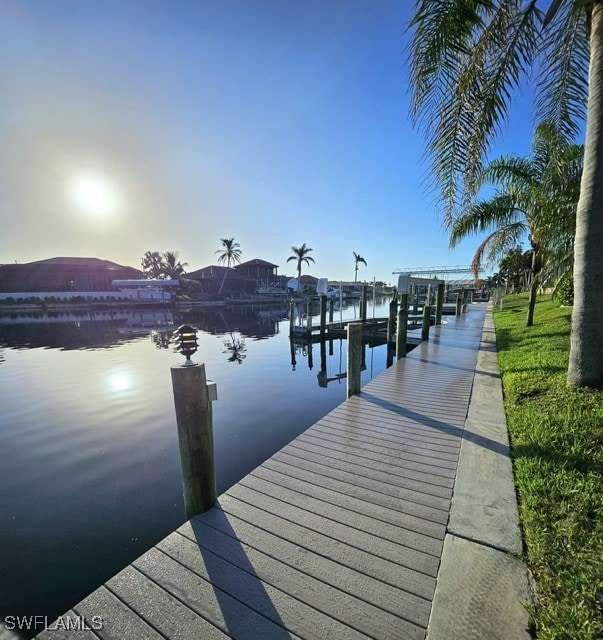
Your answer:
(70, 173), (119, 217)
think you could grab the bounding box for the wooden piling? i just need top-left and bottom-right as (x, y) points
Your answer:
(435, 283), (445, 325)
(347, 322), (363, 398)
(396, 293), (408, 359)
(170, 363), (216, 518)
(456, 295), (463, 316)
(422, 305), (432, 341)
(387, 297), (397, 343)
(289, 300), (296, 336)
(360, 285), (368, 322)
(319, 295), (327, 337)
(328, 298), (334, 323)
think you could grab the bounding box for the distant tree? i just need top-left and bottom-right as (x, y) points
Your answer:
(353, 252), (367, 282)
(287, 243), (315, 291)
(496, 246), (533, 292)
(142, 250), (188, 279)
(162, 251), (188, 279)
(141, 251), (165, 278)
(215, 237), (242, 295)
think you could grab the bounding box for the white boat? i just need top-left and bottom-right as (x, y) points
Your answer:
(325, 288), (346, 299)
(254, 282), (288, 295)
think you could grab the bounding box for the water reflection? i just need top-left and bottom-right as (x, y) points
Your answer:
(222, 332), (247, 364)
(0, 309), (175, 351)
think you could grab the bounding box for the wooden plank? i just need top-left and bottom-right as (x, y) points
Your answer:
(173, 518), (426, 640)
(290, 424), (459, 468)
(146, 536), (372, 640)
(217, 492), (437, 598)
(36, 610), (100, 640)
(226, 480), (441, 576)
(305, 423), (458, 475)
(293, 432), (455, 490)
(133, 546), (300, 640)
(262, 457), (449, 527)
(106, 565), (229, 640)
(320, 404), (465, 440)
(251, 465), (445, 549)
(238, 472), (443, 558)
(37, 586), (163, 640)
(187, 505), (433, 627)
(271, 449), (451, 514)
(286, 438), (454, 498)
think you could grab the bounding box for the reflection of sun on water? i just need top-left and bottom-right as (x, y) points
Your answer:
(107, 372), (133, 393)
(70, 173), (120, 218)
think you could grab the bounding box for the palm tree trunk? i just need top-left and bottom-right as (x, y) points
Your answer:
(218, 259), (230, 295)
(568, 4), (603, 387)
(526, 248), (541, 327)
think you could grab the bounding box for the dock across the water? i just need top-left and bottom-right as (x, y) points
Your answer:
(37, 302), (530, 640)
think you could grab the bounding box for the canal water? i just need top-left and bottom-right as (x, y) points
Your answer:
(0, 296), (394, 636)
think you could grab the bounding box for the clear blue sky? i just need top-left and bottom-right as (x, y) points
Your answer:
(0, 0), (537, 284)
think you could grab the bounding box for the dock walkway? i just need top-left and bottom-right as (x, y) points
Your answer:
(38, 303), (527, 640)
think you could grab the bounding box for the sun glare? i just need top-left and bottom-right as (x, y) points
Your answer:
(70, 173), (119, 217)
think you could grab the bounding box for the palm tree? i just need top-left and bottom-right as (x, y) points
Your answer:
(162, 251), (188, 279)
(141, 251), (165, 278)
(408, 1), (603, 388)
(450, 122), (583, 326)
(214, 237), (242, 295)
(287, 243), (315, 291)
(353, 252), (367, 283)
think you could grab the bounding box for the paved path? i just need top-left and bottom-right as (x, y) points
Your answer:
(37, 303), (530, 640)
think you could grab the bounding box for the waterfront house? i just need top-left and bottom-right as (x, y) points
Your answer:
(0, 257), (143, 298)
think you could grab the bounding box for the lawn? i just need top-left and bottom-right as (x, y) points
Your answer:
(493, 294), (603, 640)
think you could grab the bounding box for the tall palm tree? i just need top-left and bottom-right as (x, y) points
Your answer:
(215, 237), (242, 295)
(353, 252), (367, 283)
(162, 251), (188, 279)
(408, 1), (603, 388)
(287, 243), (315, 291)
(450, 122), (583, 326)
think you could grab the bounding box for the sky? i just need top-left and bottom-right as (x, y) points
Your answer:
(0, 0), (539, 284)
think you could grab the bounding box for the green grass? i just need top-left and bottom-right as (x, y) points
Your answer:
(494, 294), (603, 640)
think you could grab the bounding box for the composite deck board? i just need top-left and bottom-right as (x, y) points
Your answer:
(225, 481), (441, 576)
(38, 306), (486, 640)
(285, 440), (454, 499)
(270, 449), (451, 513)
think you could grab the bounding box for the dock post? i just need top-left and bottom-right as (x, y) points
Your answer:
(387, 297), (397, 343)
(435, 283), (444, 325)
(396, 293), (408, 359)
(170, 326), (217, 518)
(422, 305), (432, 341)
(456, 294), (463, 316)
(320, 295), (327, 337)
(360, 285), (368, 322)
(289, 300), (296, 336)
(328, 298), (334, 323)
(347, 322), (363, 398)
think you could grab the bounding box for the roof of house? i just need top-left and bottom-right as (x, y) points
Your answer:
(187, 265), (235, 279)
(29, 257), (129, 268)
(236, 258), (279, 268)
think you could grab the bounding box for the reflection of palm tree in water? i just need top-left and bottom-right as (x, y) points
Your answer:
(223, 332), (247, 364)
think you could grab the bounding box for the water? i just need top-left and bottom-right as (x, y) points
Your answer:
(0, 297), (393, 636)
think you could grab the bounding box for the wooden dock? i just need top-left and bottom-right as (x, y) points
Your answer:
(39, 305), (487, 640)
